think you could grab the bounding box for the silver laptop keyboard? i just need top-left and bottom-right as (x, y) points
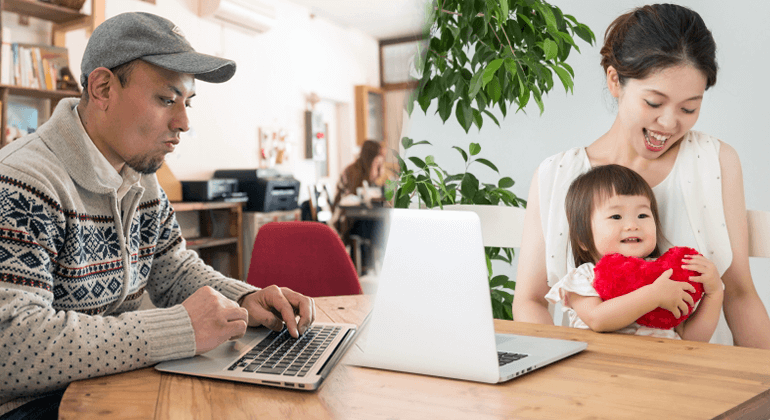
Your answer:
(228, 325), (341, 377)
(498, 352), (528, 367)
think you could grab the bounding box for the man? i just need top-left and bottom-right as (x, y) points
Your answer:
(0, 12), (313, 418)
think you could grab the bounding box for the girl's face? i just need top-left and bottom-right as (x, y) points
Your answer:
(590, 193), (657, 259)
(609, 64), (707, 159)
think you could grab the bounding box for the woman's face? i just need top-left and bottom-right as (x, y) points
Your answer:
(610, 64), (707, 159)
(369, 154), (385, 182)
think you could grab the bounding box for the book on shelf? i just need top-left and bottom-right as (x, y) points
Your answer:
(7, 43), (72, 91)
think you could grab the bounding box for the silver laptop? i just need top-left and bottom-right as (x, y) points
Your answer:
(155, 321), (358, 390)
(346, 208), (586, 383)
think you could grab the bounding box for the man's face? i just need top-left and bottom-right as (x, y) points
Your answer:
(103, 60), (195, 174)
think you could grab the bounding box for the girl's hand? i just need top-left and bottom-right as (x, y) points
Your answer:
(683, 254), (724, 296)
(651, 268), (696, 318)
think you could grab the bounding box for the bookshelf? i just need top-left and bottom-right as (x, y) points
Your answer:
(0, 0), (104, 147)
(172, 201), (246, 281)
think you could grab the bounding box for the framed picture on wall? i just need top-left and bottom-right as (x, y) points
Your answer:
(379, 35), (427, 90)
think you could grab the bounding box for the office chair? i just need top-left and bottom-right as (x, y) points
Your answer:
(247, 221), (363, 297)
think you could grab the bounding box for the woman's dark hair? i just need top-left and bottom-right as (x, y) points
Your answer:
(600, 4), (717, 89)
(566, 164), (665, 267)
(357, 140), (383, 181)
(342, 140), (383, 194)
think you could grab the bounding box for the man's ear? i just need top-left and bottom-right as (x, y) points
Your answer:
(606, 65), (621, 98)
(86, 67), (115, 111)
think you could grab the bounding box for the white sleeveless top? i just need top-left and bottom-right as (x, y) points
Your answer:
(537, 130), (733, 344)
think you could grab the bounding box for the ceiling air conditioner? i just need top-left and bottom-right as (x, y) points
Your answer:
(199, 0), (276, 34)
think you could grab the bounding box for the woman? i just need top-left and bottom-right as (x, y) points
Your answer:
(511, 4), (770, 348)
(332, 140), (385, 210)
(331, 140), (386, 270)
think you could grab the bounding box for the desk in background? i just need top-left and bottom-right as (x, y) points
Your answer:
(60, 294), (770, 419)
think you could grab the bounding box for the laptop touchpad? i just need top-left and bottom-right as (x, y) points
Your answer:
(495, 334), (516, 346)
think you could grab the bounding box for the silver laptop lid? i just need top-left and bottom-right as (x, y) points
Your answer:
(352, 209), (500, 383)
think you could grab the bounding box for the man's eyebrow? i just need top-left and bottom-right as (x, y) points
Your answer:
(168, 85), (196, 99)
(645, 89), (702, 101)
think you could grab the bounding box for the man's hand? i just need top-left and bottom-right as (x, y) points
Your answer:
(239, 286), (315, 338)
(181, 286), (249, 355)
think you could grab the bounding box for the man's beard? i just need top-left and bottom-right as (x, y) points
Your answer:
(126, 154), (165, 174)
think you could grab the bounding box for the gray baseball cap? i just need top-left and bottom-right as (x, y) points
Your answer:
(80, 12), (236, 87)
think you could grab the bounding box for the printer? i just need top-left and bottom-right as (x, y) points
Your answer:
(213, 168), (300, 212)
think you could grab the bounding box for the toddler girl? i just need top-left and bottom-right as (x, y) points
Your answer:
(545, 164), (723, 340)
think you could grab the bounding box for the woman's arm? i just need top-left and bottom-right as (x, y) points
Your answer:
(677, 255), (724, 342)
(719, 142), (770, 348)
(568, 269), (695, 332)
(512, 169), (554, 324)
(676, 291), (723, 342)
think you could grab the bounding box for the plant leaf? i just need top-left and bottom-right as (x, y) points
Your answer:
(490, 275), (510, 288)
(517, 12), (535, 34)
(482, 58), (504, 87)
(417, 182), (434, 208)
(475, 158), (499, 173)
(472, 108), (483, 130)
(468, 69), (484, 100)
(438, 94), (453, 122)
(401, 137), (414, 149)
(573, 23), (595, 45)
(482, 109), (500, 127)
(486, 76), (502, 103)
(400, 177), (416, 197)
(456, 100), (473, 133)
(551, 63), (573, 93)
(541, 38), (558, 61)
(452, 146), (468, 163)
(460, 172), (480, 200)
(469, 142), (481, 156)
(395, 153), (407, 173)
(395, 190), (411, 208)
(408, 156), (427, 169)
(498, 177), (515, 188)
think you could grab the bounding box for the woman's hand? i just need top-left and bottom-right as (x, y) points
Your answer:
(683, 254), (724, 296)
(651, 268), (696, 318)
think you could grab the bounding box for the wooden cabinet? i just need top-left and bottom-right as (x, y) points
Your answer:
(0, 0), (104, 147)
(355, 85), (386, 145)
(172, 201), (245, 281)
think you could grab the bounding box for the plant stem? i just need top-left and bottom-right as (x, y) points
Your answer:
(488, 21), (516, 57)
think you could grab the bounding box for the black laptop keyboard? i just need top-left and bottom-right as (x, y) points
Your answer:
(227, 325), (341, 377)
(498, 351), (528, 367)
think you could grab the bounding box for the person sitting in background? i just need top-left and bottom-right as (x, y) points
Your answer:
(331, 140), (386, 271)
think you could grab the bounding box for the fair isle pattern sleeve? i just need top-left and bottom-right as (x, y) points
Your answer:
(140, 191), (257, 309)
(0, 173), (195, 401)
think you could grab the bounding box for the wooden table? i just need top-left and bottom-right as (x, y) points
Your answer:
(59, 295), (770, 420)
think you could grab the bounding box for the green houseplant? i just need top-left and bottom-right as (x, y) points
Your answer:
(385, 0), (595, 320)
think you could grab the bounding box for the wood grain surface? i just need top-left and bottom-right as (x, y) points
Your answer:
(60, 295), (770, 420)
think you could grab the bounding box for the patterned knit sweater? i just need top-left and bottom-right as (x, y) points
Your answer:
(0, 98), (257, 408)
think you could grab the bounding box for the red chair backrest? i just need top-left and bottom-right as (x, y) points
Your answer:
(247, 221), (362, 297)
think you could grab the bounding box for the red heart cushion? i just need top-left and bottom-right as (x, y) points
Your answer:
(593, 246), (704, 329)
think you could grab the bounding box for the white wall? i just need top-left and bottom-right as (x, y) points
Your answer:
(61, 0), (380, 203)
(403, 0), (770, 309)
